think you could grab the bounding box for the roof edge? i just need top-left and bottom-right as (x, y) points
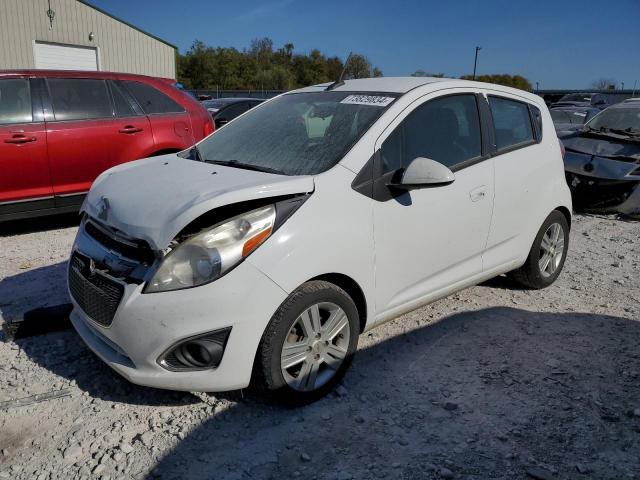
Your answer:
(76, 0), (177, 50)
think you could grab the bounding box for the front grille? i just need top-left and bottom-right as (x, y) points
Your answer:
(69, 252), (124, 327)
(85, 220), (155, 264)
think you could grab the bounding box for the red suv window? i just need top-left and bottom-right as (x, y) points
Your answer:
(121, 81), (184, 115)
(48, 78), (113, 121)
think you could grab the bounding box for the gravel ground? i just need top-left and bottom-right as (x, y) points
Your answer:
(0, 213), (639, 480)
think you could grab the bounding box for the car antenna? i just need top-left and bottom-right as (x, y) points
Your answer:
(325, 52), (352, 91)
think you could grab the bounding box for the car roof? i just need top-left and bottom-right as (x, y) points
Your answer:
(551, 105), (599, 112)
(293, 76), (448, 94)
(203, 97), (264, 104)
(290, 76), (542, 103)
(0, 69), (176, 84)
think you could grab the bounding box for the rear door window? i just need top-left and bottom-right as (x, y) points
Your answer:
(122, 81), (184, 115)
(488, 96), (534, 151)
(0, 78), (32, 124)
(48, 78), (113, 121)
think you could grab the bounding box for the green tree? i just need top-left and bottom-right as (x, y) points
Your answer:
(343, 54), (383, 79)
(591, 78), (618, 90)
(177, 39), (382, 90)
(411, 70), (445, 78)
(460, 73), (533, 91)
(345, 54), (372, 79)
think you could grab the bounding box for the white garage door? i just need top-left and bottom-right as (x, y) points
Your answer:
(34, 42), (98, 71)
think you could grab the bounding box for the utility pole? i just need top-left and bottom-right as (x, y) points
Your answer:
(535, 81), (539, 92)
(472, 46), (482, 80)
(621, 81), (625, 91)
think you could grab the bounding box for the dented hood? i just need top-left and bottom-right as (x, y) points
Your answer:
(562, 133), (640, 160)
(83, 154), (314, 249)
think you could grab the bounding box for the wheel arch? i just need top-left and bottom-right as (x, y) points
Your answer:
(555, 205), (572, 231)
(309, 273), (368, 333)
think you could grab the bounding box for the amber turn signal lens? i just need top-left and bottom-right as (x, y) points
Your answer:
(242, 227), (272, 257)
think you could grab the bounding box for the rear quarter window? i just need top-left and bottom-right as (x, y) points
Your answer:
(529, 104), (543, 140)
(488, 96), (534, 151)
(122, 81), (185, 115)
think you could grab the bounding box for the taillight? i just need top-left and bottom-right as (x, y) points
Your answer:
(203, 118), (215, 137)
(559, 139), (566, 159)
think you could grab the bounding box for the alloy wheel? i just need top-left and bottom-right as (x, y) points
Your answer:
(538, 222), (565, 277)
(280, 302), (350, 392)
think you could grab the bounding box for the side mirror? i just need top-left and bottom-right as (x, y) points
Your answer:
(391, 157), (455, 189)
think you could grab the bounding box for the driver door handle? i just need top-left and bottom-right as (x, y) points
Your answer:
(119, 125), (143, 134)
(469, 186), (488, 202)
(4, 134), (37, 144)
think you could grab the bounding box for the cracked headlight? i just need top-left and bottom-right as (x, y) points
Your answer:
(146, 205), (276, 293)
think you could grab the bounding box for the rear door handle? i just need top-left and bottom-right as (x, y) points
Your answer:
(4, 134), (37, 144)
(469, 186), (488, 202)
(118, 125), (143, 134)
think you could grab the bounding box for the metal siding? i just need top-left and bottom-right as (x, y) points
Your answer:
(0, 0), (175, 78)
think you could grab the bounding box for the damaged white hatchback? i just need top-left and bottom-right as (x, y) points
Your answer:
(69, 77), (572, 403)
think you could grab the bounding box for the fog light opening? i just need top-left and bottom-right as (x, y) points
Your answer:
(159, 328), (231, 371)
(182, 340), (215, 367)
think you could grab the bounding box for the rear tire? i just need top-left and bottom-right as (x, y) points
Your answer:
(511, 210), (569, 289)
(253, 281), (359, 405)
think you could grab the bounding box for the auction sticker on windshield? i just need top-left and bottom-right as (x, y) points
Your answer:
(340, 95), (395, 107)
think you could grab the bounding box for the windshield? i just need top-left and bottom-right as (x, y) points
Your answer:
(196, 91), (398, 176)
(586, 106), (640, 133)
(551, 110), (588, 124)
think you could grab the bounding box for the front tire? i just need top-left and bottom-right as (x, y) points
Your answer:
(254, 281), (359, 405)
(511, 210), (569, 289)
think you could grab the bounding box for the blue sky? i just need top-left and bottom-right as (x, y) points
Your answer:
(90, 0), (640, 89)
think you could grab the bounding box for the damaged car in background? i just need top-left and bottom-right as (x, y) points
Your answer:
(561, 101), (640, 217)
(550, 106), (599, 133)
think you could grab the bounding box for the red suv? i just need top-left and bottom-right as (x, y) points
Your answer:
(0, 70), (214, 221)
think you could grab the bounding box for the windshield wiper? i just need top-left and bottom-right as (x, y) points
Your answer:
(583, 125), (640, 137)
(205, 159), (284, 175)
(581, 126), (640, 140)
(608, 128), (640, 138)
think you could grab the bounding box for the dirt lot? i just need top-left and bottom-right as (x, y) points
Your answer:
(0, 213), (639, 480)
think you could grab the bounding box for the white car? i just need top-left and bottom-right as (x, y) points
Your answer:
(68, 77), (571, 403)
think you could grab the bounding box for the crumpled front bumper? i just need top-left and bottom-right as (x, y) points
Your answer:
(68, 221), (288, 392)
(564, 151), (640, 216)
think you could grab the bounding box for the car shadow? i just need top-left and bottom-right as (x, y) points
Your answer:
(134, 307), (637, 479)
(0, 262), (70, 328)
(479, 273), (523, 290)
(2, 261), (197, 406)
(0, 212), (81, 236)
(16, 327), (199, 407)
(10, 295), (640, 477)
